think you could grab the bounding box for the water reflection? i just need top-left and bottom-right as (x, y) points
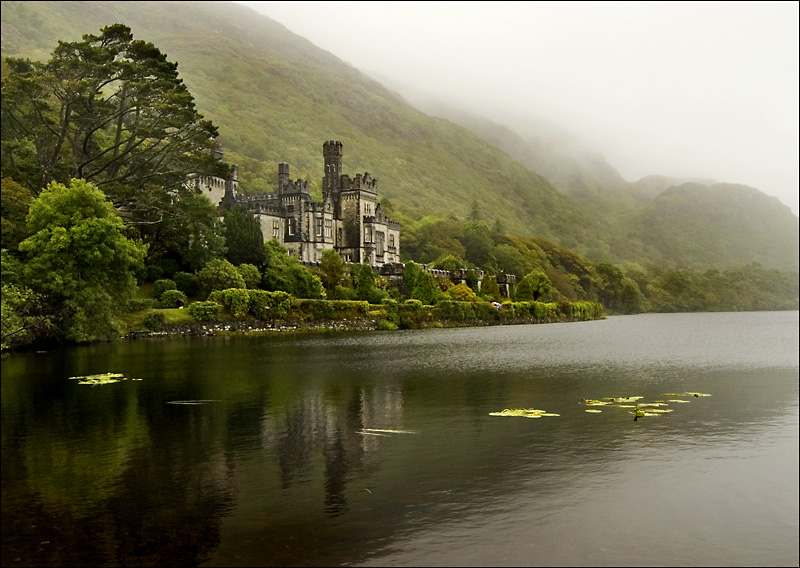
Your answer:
(1, 312), (797, 567)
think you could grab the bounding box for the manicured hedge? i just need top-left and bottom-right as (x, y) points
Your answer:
(293, 299), (370, 320)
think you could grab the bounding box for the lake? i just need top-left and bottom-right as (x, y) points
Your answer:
(1, 311), (798, 567)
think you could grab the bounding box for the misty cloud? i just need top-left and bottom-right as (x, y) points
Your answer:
(236, 1), (799, 216)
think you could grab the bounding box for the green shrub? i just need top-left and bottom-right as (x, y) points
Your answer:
(471, 302), (496, 320)
(158, 289), (187, 308)
(401, 299), (423, 314)
(376, 320), (398, 331)
(198, 258), (246, 298)
(143, 310), (166, 331)
(499, 302), (516, 319)
(433, 300), (476, 321)
(381, 298), (399, 322)
(446, 282), (480, 302)
(188, 300), (221, 322)
(410, 271), (445, 305)
(237, 263), (262, 289)
(567, 301), (604, 320)
(208, 288), (251, 318)
(296, 299), (335, 320)
(294, 299), (370, 320)
(174, 272), (199, 297)
(152, 279), (177, 300)
(248, 290), (292, 321)
(532, 302), (558, 319)
(351, 263), (388, 303)
(333, 285), (357, 300)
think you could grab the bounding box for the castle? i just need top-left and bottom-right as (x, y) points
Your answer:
(196, 141), (401, 266)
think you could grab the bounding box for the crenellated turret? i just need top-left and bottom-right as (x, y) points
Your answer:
(323, 140), (343, 195)
(278, 162), (290, 192)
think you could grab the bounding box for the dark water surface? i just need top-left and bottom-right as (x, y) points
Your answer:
(2, 312), (798, 567)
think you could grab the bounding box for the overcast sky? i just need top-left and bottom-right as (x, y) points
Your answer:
(236, 1), (799, 216)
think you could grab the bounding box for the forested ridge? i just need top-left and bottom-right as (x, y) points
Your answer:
(1, 2), (797, 350)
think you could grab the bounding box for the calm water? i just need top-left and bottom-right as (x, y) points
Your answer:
(1, 312), (798, 567)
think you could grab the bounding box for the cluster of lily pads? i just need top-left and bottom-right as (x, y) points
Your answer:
(68, 372), (142, 385)
(582, 392), (710, 420)
(490, 392), (710, 421)
(489, 408), (560, 418)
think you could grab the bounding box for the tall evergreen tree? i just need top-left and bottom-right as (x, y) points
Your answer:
(223, 205), (266, 267)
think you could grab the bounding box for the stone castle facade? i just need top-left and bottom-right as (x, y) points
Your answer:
(196, 141), (401, 266)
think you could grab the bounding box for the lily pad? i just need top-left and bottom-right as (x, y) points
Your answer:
(69, 372), (127, 385)
(489, 408), (558, 418)
(585, 409), (602, 413)
(603, 396), (643, 403)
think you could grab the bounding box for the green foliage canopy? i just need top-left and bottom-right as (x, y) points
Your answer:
(197, 258), (245, 297)
(261, 239), (324, 299)
(236, 263), (262, 289)
(1, 23), (226, 200)
(1, 177), (33, 250)
(317, 248), (347, 298)
(17, 178), (147, 342)
(514, 270), (553, 302)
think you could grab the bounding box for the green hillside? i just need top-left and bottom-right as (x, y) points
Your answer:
(403, 96), (800, 271)
(1, 0), (798, 271)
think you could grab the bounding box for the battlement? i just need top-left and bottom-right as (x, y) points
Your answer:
(341, 172), (378, 192)
(364, 215), (401, 230)
(282, 178), (310, 193)
(323, 140), (343, 156)
(206, 139), (400, 266)
(277, 162), (309, 193)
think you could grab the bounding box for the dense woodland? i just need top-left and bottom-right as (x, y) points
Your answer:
(1, 10), (798, 351)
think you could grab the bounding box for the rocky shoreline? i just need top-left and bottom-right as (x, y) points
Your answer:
(123, 315), (589, 340)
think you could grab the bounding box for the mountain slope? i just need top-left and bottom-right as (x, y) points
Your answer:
(2, 0), (798, 271)
(623, 183), (800, 269)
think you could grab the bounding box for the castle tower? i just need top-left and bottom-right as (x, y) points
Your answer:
(323, 140), (343, 196)
(278, 162), (290, 193)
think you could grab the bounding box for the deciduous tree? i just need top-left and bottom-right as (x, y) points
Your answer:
(17, 178), (147, 342)
(261, 240), (324, 299)
(514, 269), (553, 302)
